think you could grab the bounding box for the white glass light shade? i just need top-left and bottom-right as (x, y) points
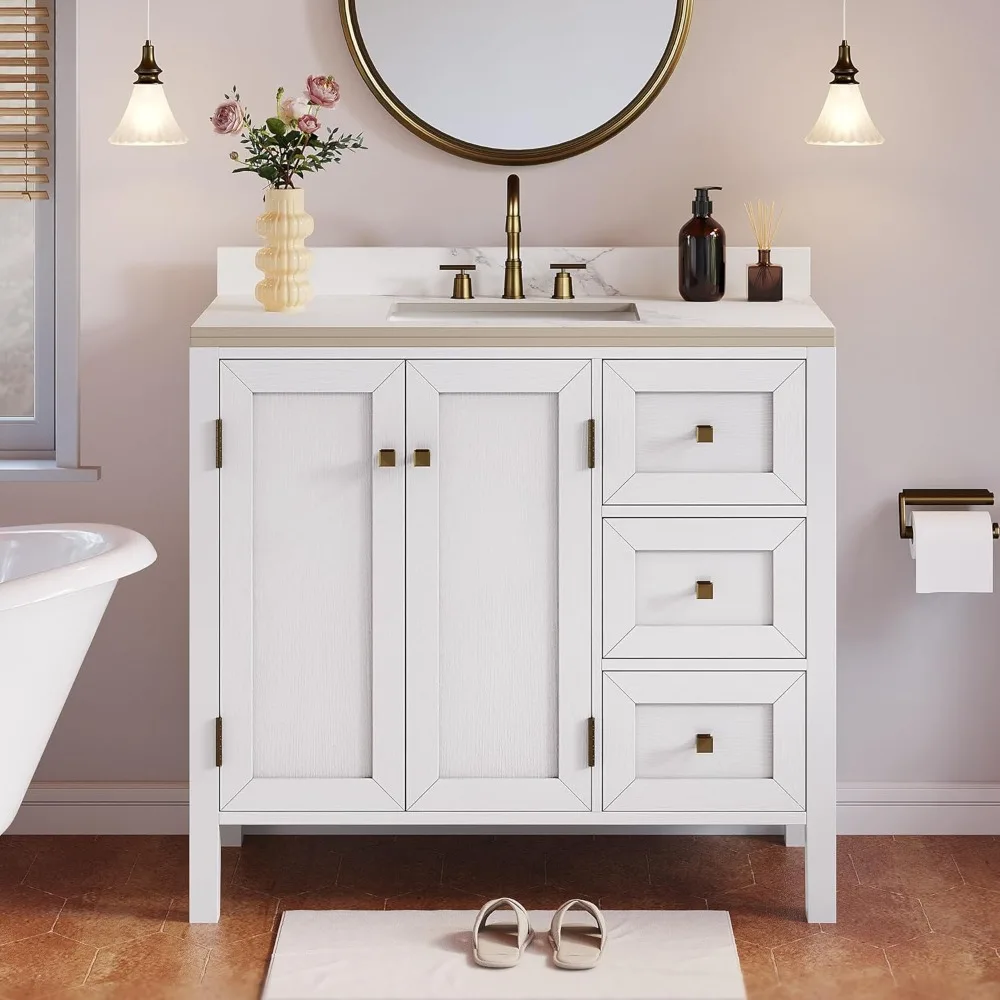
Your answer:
(805, 83), (884, 146)
(109, 84), (188, 146)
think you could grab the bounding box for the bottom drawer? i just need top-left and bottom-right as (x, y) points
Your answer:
(602, 672), (805, 812)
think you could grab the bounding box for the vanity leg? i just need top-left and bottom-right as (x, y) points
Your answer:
(784, 825), (806, 848)
(189, 821), (222, 923)
(804, 820), (837, 923)
(803, 346), (837, 925)
(221, 825), (244, 848)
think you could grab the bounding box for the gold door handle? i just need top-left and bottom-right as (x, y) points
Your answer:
(696, 733), (714, 754)
(695, 424), (714, 443)
(377, 449), (396, 468)
(414, 448), (431, 467)
(696, 580), (714, 600)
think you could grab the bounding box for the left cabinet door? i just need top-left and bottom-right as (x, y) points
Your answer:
(219, 361), (405, 812)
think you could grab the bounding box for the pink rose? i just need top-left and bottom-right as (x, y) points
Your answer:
(305, 75), (340, 109)
(279, 95), (310, 125)
(210, 99), (244, 135)
(297, 114), (321, 135)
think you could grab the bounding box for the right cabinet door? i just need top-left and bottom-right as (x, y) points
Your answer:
(602, 671), (806, 812)
(603, 360), (806, 505)
(405, 360), (592, 813)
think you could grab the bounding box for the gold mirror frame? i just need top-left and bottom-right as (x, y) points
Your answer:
(339, 0), (693, 166)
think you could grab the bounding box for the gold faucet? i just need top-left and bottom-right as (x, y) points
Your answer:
(503, 173), (524, 299)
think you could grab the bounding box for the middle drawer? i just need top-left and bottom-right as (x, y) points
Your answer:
(603, 518), (806, 659)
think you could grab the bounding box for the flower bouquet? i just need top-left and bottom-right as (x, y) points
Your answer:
(211, 75), (366, 312)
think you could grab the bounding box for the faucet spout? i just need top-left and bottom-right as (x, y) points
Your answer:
(503, 173), (524, 299)
(505, 174), (520, 234)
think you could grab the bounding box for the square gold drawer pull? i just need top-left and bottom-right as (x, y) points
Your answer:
(377, 448), (396, 468)
(695, 580), (714, 600)
(414, 448), (432, 468)
(696, 733), (714, 754)
(695, 424), (714, 443)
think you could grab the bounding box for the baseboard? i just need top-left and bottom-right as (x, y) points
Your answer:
(7, 782), (189, 835)
(837, 783), (1000, 835)
(7, 782), (1000, 836)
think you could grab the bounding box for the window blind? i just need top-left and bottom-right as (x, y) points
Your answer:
(0, 1), (49, 200)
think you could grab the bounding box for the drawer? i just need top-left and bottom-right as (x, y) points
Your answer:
(602, 360), (806, 505)
(603, 518), (805, 658)
(602, 671), (805, 812)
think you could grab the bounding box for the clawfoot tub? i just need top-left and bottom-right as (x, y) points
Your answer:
(0, 524), (156, 833)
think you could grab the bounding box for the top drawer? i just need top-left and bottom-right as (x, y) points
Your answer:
(603, 360), (806, 505)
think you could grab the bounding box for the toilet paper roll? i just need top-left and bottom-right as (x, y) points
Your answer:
(909, 510), (994, 593)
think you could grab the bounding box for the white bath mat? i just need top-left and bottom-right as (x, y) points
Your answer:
(263, 909), (746, 1000)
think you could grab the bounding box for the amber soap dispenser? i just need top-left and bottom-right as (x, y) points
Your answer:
(679, 186), (726, 302)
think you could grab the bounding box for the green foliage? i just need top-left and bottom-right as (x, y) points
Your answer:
(221, 87), (366, 189)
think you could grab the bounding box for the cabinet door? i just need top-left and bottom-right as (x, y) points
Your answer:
(406, 361), (592, 812)
(219, 361), (405, 812)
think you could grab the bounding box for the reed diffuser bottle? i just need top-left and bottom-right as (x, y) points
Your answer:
(745, 200), (783, 302)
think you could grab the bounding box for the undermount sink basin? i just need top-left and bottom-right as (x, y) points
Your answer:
(388, 300), (640, 323)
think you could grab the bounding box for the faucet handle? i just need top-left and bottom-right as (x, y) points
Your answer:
(440, 263), (476, 300)
(550, 262), (586, 300)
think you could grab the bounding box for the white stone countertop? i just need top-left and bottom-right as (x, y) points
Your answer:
(190, 295), (835, 348)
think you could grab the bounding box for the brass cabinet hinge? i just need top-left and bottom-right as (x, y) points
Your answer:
(215, 419), (223, 469)
(587, 419), (596, 469)
(215, 717), (223, 767)
(587, 717), (596, 768)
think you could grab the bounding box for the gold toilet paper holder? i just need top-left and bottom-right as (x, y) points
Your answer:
(899, 489), (1000, 540)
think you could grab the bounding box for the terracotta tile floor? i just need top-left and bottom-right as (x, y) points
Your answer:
(1, 833), (999, 998)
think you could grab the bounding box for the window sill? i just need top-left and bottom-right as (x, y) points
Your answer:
(0, 460), (101, 483)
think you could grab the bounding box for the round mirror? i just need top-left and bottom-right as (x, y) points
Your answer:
(340, 0), (693, 166)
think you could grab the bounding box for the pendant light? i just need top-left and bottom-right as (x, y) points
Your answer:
(109, 0), (187, 146)
(805, 0), (883, 146)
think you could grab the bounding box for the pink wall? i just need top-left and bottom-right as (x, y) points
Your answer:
(7, 0), (1000, 785)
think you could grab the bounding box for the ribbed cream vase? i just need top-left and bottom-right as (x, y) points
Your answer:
(254, 188), (315, 312)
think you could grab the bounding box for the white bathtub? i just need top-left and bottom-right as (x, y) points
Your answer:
(0, 524), (156, 833)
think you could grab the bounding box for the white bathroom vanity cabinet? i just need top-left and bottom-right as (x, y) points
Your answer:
(189, 248), (836, 924)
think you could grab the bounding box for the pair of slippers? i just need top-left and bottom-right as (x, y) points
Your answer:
(472, 898), (606, 970)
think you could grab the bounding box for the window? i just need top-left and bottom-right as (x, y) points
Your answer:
(0, 0), (52, 452)
(0, 0), (83, 475)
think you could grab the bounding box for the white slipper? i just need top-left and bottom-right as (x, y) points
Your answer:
(472, 897), (533, 969)
(549, 899), (606, 970)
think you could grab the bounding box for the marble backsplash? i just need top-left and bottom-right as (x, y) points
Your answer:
(217, 247), (812, 300)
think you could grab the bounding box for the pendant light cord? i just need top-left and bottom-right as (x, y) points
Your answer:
(843, 0), (847, 40)
(147, 0), (151, 42)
